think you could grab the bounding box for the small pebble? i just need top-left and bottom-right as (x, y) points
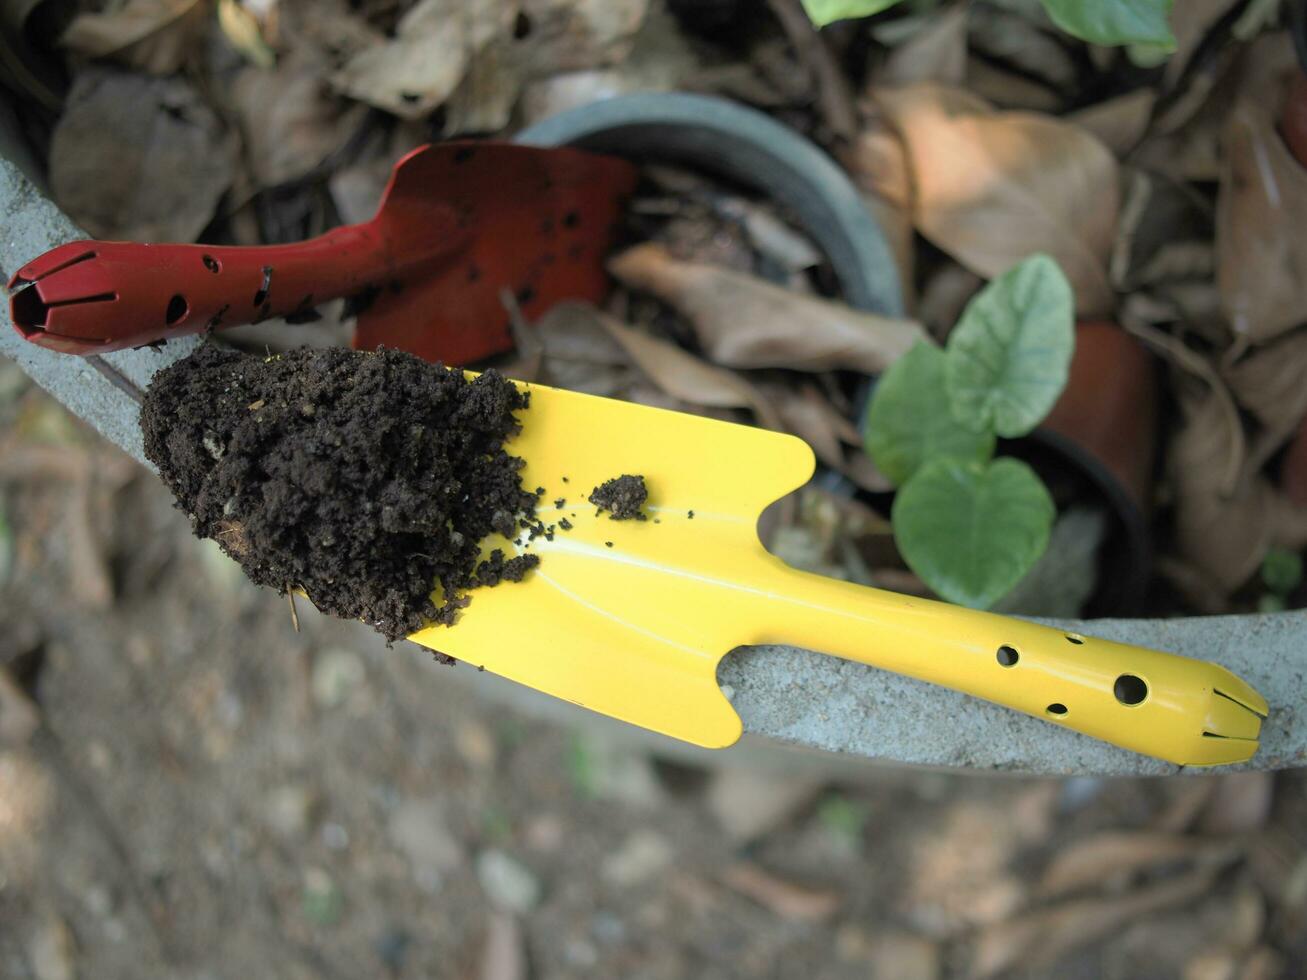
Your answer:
(311, 648), (364, 709)
(476, 849), (541, 913)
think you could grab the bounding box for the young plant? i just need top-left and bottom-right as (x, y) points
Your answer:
(801, 0), (1176, 50)
(864, 254), (1074, 609)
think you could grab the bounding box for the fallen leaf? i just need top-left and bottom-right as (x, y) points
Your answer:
(1038, 831), (1237, 898)
(971, 867), (1223, 979)
(963, 58), (1061, 113)
(878, 4), (968, 87)
(517, 0), (649, 74)
(720, 863), (841, 923)
(0, 669), (39, 745)
(589, 305), (784, 429)
(968, 6), (1076, 90)
(1169, 387), (1268, 591)
(60, 0), (206, 74)
(876, 83), (1119, 315)
(609, 243), (928, 374)
(50, 68), (237, 242)
(232, 50), (368, 189)
(916, 263), (983, 340)
(1126, 321), (1244, 494)
(1165, 0), (1243, 86)
(1153, 774), (1219, 832)
(1224, 330), (1307, 442)
(1111, 170), (1215, 295)
(1068, 89), (1157, 157)
(479, 911), (526, 980)
(1216, 52), (1307, 344)
(1199, 772), (1275, 835)
(332, 0), (509, 119)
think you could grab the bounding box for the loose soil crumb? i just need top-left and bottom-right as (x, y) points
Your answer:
(589, 474), (648, 520)
(141, 344), (539, 640)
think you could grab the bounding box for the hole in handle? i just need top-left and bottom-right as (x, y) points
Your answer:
(996, 646), (1019, 667)
(1046, 703), (1068, 717)
(165, 294), (188, 325)
(1114, 674), (1148, 705)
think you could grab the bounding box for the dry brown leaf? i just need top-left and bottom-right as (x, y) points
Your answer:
(720, 863), (841, 923)
(60, 0), (206, 75)
(916, 262), (983, 341)
(1166, 0), (1243, 87)
(1126, 321), (1244, 494)
(762, 381), (844, 469)
(876, 83), (1118, 315)
(1224, 330), (1307, 438)
(1217, 68), (1307, 344)
(968, 7), (1075, 90)
(609, 243), (928, 374)
(0, 670), (40, 745)
(971, 867), (1223, 979)
(963, 58), (1061, 113)
(1111, 170), (1215, 293)
(517, 0), (648, 74)
(232, 50), (368, 189)
(1038, 831), (1236, 898)
(332, 0), (509, 120)
(1068, 90), (1156, 158)
(534, 303), (637, 398)
(1169, 387), (1268, 592)
(67, 477), (113, 610)
(878, 4), (967, 87)
(1200, 773), (1275, 835)
(589, 306), (783, 430)
(1153, 779), (1219, 833)
(51, 68), (237, 243)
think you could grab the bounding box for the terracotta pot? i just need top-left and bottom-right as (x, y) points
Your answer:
(1281, 72), (1307, 169)
(1026, 321), (1160, 615)
(1282, 415), (1307, 508)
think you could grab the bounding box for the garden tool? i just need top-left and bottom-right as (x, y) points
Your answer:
(410, 378), (1267, 768)
(7, 141), (638, 363)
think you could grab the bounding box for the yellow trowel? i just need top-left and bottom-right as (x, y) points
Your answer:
(409, 379), (1267, 768)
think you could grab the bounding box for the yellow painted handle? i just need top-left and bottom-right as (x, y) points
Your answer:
(749, 558), (1267, 766)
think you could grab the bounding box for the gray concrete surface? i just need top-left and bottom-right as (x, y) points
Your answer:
(0, 157), (197, 471)
(3, 144), (1303, 777)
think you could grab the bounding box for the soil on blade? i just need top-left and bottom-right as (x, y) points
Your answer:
(589, 474), (648, 520)
(141, 344), (538, 640)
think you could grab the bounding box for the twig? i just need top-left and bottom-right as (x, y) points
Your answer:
(287, 587), (300, 633)
(767, 0), (858, 142)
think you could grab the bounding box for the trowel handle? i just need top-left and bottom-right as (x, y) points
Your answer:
(8, 228), (395, 355)
(754, 562), (1267, 767)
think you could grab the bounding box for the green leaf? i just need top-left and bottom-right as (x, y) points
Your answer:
(892, 458), (1055, 609)
(864, 343), (996, 486)
(801, 0), (906, 27)
(1261, 548), (1303, 597)
(1039, 0), (1175, 47)
(944, 254), (1075, 439)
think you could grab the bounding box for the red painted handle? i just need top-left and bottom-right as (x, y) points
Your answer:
(9, 224), (402, 354)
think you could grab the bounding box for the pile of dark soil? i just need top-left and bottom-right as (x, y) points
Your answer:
(589, 474), (648, 520)
(141, 344), (539, 640)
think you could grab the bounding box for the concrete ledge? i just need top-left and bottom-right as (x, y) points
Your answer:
(4, 152), (1303, 777)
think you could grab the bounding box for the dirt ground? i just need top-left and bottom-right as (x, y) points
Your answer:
(2, 361), (1306, 980)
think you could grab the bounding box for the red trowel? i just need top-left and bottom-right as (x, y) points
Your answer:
(8, 142), (638, 364)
